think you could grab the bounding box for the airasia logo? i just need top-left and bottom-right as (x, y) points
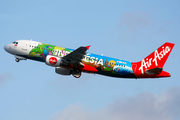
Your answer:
(49, 57), (57, 65)
(138, 46), (171, 74)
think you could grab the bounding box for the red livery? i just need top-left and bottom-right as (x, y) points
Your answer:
(132, 42), (175, 78)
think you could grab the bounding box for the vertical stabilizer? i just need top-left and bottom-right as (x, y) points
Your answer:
(132, 42), (175, 78)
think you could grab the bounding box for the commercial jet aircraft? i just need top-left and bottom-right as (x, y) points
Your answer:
(4, 40), (175, 78)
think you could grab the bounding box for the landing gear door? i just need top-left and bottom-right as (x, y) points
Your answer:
(22, 42), (28, 51)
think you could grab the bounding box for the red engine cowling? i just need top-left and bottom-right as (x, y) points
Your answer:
(45, 55), (62, 67)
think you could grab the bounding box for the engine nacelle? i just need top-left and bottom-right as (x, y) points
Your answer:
(45, 55), (62, 67)
(55, 67), (71, 75)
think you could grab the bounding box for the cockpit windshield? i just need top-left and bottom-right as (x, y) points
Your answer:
(12, 41), (18, 44)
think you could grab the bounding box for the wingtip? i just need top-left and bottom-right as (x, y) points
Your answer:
(86, 45), (91, 50)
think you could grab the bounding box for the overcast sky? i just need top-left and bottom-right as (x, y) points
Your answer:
(0, 0), (180, 120)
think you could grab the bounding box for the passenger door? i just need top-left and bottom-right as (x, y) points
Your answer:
(22, 42), (28, 51)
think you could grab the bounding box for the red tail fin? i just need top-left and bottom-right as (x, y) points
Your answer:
(132, 42), (175, 78)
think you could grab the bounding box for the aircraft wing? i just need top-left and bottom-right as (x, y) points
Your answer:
(61, 45), (90, 67)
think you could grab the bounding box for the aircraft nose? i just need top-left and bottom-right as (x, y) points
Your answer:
(4, 44), (11, 53)
(4, 44), (8, 52)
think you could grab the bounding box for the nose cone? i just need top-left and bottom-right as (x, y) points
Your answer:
(4, 44), (8, 52)
(4, 44), (12, 53)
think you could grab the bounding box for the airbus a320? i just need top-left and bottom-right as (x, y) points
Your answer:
(4, 40), (175, 78)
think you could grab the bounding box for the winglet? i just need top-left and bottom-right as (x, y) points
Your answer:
(86, 45), (91, 50)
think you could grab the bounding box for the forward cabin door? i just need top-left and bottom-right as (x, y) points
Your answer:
(22, 42), (28, 51)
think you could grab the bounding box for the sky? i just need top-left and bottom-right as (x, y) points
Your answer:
(0, 0), (180, 120)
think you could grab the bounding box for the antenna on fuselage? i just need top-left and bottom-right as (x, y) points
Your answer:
(30, 39), (32, 41)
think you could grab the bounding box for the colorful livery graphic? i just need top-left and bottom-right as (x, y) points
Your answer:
(4, 40), (175, 78)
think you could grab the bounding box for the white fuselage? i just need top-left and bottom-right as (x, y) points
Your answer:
(4, 40), (40, 59)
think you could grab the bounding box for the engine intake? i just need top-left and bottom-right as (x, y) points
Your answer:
(45, 55), (62, 67)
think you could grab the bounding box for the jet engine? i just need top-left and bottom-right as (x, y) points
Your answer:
(55, 67), (71, 75)
(45, 55), (62, 67)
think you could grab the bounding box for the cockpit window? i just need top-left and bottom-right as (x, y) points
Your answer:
(12, 41), (18, 44)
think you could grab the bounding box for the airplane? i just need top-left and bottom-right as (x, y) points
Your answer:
(4, 40), (175, 78)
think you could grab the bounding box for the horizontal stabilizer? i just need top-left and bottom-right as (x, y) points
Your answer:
(145, 67), (162, 75)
